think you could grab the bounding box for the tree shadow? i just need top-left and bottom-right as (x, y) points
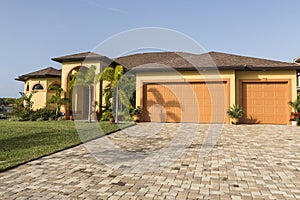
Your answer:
(143, 86), (181, 122)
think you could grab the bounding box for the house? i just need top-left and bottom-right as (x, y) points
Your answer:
(51, 52), (116, 119)
(16, 51), (300, 124)
(16, 52), (117, 120)
(15, 67), (62, 109)
(116, 51), (300, 125)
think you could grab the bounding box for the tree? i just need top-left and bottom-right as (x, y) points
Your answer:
(12, 92), (35, 120)
(47, 86), (70, 119)
(95, 65), (136, 122)
(0, 98), (16, 105)
(19, 92), (35, 113)
(117, 75), (136, 113)
(68, 65), (97, 122)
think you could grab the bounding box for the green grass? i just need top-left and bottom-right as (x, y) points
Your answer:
(0, 120), (133, 172)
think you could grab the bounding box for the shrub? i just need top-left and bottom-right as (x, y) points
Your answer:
(30, 108), (56, 121)
(226, 104), (244, 119)
(131, 106), (141, 115)
(101, 110), (113, 121)
(14, 110), (32, 121)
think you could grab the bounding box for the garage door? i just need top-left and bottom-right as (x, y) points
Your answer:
(241, 81), (290, 124)
(142, 81), (229, 123)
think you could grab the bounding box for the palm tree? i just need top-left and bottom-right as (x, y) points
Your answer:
(95, 65), (124, 122)
(47, 85), (70, 119)
(288, 96), (300, 113)
(68, 65), (97, 122)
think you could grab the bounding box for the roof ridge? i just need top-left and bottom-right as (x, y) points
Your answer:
(51, 51), (109, 63)
(115, 51), (198, 59)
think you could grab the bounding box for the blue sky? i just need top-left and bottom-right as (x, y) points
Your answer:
(1, 0), (300, 97)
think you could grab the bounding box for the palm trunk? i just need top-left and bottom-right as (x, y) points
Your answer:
(88, 85), (91, 122)
(115, 85), (118, 123)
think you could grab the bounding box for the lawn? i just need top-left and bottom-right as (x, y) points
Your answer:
(0, 120), (133, 172)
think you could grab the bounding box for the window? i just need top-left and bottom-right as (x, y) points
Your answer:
(32, 84), (44, 90)
(26, 84), (29, 91)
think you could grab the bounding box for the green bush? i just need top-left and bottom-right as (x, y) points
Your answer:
(30, 108), (56, 121)
(226, 104), (244, 119)
(101, 110), (113, 121)
(14, 110), (32, 121)
(12, 108), (56, 121)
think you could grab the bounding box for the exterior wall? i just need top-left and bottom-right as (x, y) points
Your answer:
(60, 60), (101, 116)
(137, 70), (297, 108)
(136, 69), (298, 124)
(235, 70), (297, 103)
(136, 70), (236, 108)
(24, 77), (61, 110)
(61, 60), (101, 97)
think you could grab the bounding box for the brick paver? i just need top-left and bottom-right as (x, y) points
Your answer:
(0, 123), (300, 199)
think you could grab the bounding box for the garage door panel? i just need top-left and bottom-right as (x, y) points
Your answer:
(253, 107), (264, 114)
(143, 81), (228, 123)
(241, 81), (290, 124)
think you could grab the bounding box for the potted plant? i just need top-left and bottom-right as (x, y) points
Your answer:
(288, 98), (300, 126)
(108, 112), (115, 124)
(290, 117), (299, 126)
(226, 104), (244, 125)
(131, 106), (141, 122)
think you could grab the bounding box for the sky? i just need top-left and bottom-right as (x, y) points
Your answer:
(1, 0), (300, 97)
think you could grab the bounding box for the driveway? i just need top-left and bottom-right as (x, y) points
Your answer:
(0, 123), (300, 199)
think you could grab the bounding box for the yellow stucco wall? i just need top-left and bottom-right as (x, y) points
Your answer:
(60, 60), (115, 116)
(60, 61), (101, 115)
(236, 70), (297, 103)
(61, 60), (101, 97)
(136, 70), (236, 107)
(24, 77), (61, 110)
(136, 69), (298, 124)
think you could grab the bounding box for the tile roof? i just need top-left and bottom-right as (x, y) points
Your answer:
(15, 67), (61, 82)
(114, 51), (300, 71)
(51, 51), (113, 64)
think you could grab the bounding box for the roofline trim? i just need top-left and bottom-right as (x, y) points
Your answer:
(129, 65), (300, 73)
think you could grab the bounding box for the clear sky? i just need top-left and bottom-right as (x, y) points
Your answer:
(1, 0), (300, 97)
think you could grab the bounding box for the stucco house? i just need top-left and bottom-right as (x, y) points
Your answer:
(116, 51), (300, 125)
(15, 67), (62, 109)
(16, 52), (116, 120)
(16, 51), (300, 124)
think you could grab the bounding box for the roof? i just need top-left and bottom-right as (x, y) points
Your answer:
(15, 67), (61, 82)
(114, 51), (300, 72)
(51, 51), (114, 64)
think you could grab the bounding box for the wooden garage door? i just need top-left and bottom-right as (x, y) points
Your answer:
(241, 81), (290, 124)
(142, 81), (228, 123)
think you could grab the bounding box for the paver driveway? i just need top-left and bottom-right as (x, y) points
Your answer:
(0, 123), (300, 199)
